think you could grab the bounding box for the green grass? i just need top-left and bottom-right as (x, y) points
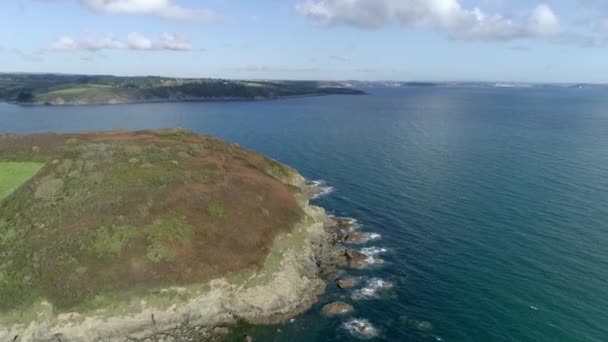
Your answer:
(45, 84), (112, 95)
(36, 86), (131, 103)
(145, 218), (193, 263)
(0, 162), (44, 200)
(90, 225), (140, 257)
(207, 200), (225, 218)
(89, 219), (193, 262)
(261, 157), (295, 183)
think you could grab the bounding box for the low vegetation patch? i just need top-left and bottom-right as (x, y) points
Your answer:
(90, 225), (139, 257)
(0, 162), (43, 200)
(90, 219), (192, 262)
(207, 200), (225, 218)
(145, 218), (193, 263)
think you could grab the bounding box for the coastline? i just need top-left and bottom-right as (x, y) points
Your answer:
(0, 178), (339, 342)
(6, 91), (366, 108)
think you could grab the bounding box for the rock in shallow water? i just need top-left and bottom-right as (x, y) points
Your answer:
(321, 301), (354, 317)
(400, 316), (434, 332)
(337, 249), (369, 268)
(342, 232), (369, 244)
(336, 277), (357, 289)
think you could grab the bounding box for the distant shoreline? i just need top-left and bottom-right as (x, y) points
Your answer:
(7, 91), (366, 107)
(0, 73), (366, 107)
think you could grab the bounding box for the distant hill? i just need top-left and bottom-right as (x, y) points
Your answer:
(0, 74), (365, 105)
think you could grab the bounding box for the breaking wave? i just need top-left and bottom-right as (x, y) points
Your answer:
(344, 319), (378, 339)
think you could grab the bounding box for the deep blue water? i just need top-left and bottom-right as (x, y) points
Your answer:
(2, 87), (608, 341)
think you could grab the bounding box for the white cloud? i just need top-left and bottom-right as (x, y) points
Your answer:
(296, 0), (562, 41)
(81, 0), (216, 21)
(526, 4), (561, 37)
(127, 32), (154, 50)
(50, 36), (79, 51)
(158, 32), (192, 51)
(47, 32), (193, 52)
(82, 33), (126, 51)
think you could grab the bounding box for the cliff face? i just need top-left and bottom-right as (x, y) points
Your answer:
(0, 130), (336, 341)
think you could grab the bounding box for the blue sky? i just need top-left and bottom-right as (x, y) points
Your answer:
(1, 0), (607, 83)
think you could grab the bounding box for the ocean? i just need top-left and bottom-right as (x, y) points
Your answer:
(1, 86), (607, 341)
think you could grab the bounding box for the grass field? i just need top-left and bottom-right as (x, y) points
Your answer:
(0, 162), (43, 200)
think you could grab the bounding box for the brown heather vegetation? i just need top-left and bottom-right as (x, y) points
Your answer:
(0, 129), (304, 313)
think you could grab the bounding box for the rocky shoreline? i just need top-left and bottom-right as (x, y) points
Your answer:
(0, 177), (348, 342)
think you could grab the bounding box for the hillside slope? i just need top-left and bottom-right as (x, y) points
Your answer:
(0, 129), (312, 310)
(0, 74), (365, 105)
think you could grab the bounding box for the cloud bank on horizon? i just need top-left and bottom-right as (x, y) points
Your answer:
(297, 0), (560, 40)
(2, 0), (608, 82)
(49, 32), (192, 52)
(296, 0), (608, 47)
(30, 0), (608, 50)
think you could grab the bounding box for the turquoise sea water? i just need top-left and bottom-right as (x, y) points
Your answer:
(1, 86), (608, 341)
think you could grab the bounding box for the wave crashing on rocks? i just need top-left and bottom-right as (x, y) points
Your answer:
(305, 179), (335, 199)
(360, 246), (387, 265)
(344, 319), (378, 339)
(352, 278), (394, 301)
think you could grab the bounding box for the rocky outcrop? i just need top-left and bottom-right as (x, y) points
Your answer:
(342, 232), (369, 244)
(336, 277), (357, 289)
(321, 302), (354, 317)
(336, 249), (369, 269)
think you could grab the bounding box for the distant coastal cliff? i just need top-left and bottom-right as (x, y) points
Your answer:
(0, 74), (365, 106)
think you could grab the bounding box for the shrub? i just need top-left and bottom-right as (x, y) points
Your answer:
(91, 225), (139, 257)
(146, 242), (175, 263)
(207, 200), (225, 218)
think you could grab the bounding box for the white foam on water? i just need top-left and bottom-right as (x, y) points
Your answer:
(360, 247), (387, 256)
(329, 215), (361, 231)
(346, 231), (382, 245)
(351, 278), (394, 300)
(369, 233), (382, 240)
(359, 246), (387, 265)
(343, 319), (377, 339)
(352, 287), (378, 300)
(366, 278), (394, 290)
(307, 179), (335, 199)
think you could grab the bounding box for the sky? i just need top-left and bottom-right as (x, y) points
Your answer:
(1, 0), (607, 83)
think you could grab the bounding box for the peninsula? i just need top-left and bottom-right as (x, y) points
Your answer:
(0, 129), (344, 341)
(0, 74), (365, 106)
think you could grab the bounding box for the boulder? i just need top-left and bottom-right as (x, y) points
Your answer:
(333, 217), (354, 229)
(336, 277), (357, 289)
(342, 232), (368, 244)
(337, 249), (368, 269)
(321, 301), (354, 317)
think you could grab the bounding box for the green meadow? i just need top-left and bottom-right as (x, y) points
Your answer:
(0, 162), (43, 200)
